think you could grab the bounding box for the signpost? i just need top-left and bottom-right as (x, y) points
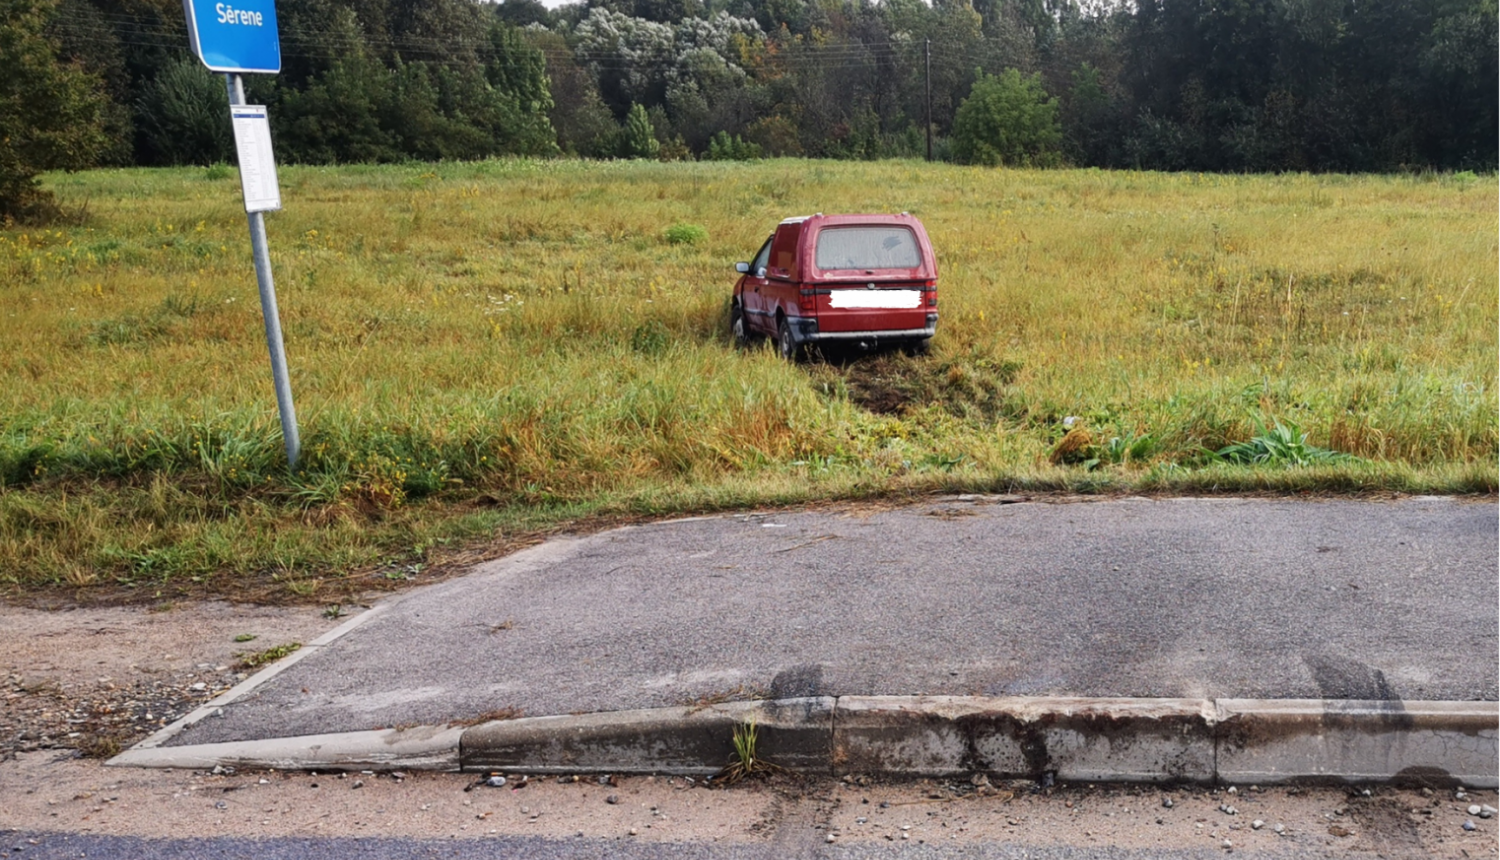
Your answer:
(182, 0), (300, 467)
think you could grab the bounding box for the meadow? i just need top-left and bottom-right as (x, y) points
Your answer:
(3, 160), (1495, 597)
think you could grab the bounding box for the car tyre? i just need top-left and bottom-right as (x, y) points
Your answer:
(777, 317), (803, 362)
(730, 303), (752, 348)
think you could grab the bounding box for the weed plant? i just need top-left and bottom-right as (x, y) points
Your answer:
(2, 161), (1495, 594)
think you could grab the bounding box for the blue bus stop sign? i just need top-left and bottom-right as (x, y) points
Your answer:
(183, 0), (281, 74)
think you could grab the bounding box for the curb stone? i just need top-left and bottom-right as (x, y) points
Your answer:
(110, 725), (464, 771)
(111, 696), (1498, 787)
(832, 696), (1218, 783)
(462, 697), (834, 775)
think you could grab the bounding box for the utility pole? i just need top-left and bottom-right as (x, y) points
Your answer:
(924, 38), (932, 162)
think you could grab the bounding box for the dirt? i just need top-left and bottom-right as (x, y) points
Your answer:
(1, 755), (1494, 856)
(812, 351), (1022, 419)
(1, 602), (340, 761)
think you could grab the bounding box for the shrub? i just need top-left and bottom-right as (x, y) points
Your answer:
(951, 68), (1062, 167)
(664, 223), (708, 245)
(134, 58), (234, 166)
(705, 131), (762, 161)
(619, 103), (660, 159)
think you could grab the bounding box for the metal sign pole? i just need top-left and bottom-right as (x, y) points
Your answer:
(226, 73), (300, 469)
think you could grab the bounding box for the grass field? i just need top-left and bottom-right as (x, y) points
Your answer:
(3, 160), (1495, 598)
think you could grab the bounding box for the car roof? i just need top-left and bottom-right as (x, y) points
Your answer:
(778, 213), (918, 226)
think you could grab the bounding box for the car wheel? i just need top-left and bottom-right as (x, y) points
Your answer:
(777, 317), (802, 362)
(903, 338), (931, 357)
(730, 303), (751, 348)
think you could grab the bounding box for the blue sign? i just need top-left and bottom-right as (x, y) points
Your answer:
(183, 0), (280, 74)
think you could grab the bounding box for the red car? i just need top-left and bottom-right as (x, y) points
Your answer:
(730, 213), (939, 359)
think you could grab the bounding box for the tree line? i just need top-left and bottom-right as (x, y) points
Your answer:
(2, 0), (1494, 218)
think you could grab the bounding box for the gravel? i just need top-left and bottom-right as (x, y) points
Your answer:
(2, 668), (238, 761)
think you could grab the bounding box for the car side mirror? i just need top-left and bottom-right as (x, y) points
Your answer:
(735, 262), (750, 274)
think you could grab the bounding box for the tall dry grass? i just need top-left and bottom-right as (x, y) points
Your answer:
(2, 160), (1494, 592)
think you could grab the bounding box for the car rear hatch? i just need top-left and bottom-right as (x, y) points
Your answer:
(801, 219), (937, 334)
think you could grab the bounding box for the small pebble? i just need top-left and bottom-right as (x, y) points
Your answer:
(1251, 820), (1264, 830)
(1481, 805), (1497, 819)
(1272, 823), (1285, 834)
(1227, 786), (1237, 795)
(1467, 804), (1482, 816)
(605, 795), (619, 805)
(825, 834), (837, 843)
(484, 776), (506, 788)
(1222, 839), (1232, 849)
(1162, 797), (1174, 808)
(1462, 820), (1476, 832)
(351, 780), (364, 789)
(628, 828), (638, 836)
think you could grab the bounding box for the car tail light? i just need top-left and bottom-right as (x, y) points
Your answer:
(798, 289), (816, 312)
(923, 280), (938, 307)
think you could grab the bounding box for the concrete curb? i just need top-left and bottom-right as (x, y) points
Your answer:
(109, 725), (465, 771)
(108, 696), (1499, 786)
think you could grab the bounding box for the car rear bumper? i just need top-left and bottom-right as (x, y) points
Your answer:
(788, 315), (936, 345)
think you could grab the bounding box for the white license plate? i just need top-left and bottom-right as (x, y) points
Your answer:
(827, 289), (921, 310)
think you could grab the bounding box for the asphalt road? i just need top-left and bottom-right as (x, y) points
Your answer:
(168, 497), (1498, 746)
(0, 831), (1357, 860)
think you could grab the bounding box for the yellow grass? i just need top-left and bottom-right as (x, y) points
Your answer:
(2, 160), (1495, 592)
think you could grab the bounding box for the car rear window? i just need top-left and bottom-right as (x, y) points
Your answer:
(814, 226), (921, 270)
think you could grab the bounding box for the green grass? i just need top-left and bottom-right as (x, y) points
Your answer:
(2, 160), (1495, 597)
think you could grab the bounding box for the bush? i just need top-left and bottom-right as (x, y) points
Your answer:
(704, 131), (762, 161)
(134, 58), (234, 166)
(619, 103), (660, 159)
(664, 223), (708, 245)
(951, 68), (1062, 167)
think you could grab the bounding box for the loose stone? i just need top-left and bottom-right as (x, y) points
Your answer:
(605, 795), (619, 805)
(1467, 805), (1482, 816)
(1462, 821), (1476, 832)
(1251, 820), (1264, 830)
